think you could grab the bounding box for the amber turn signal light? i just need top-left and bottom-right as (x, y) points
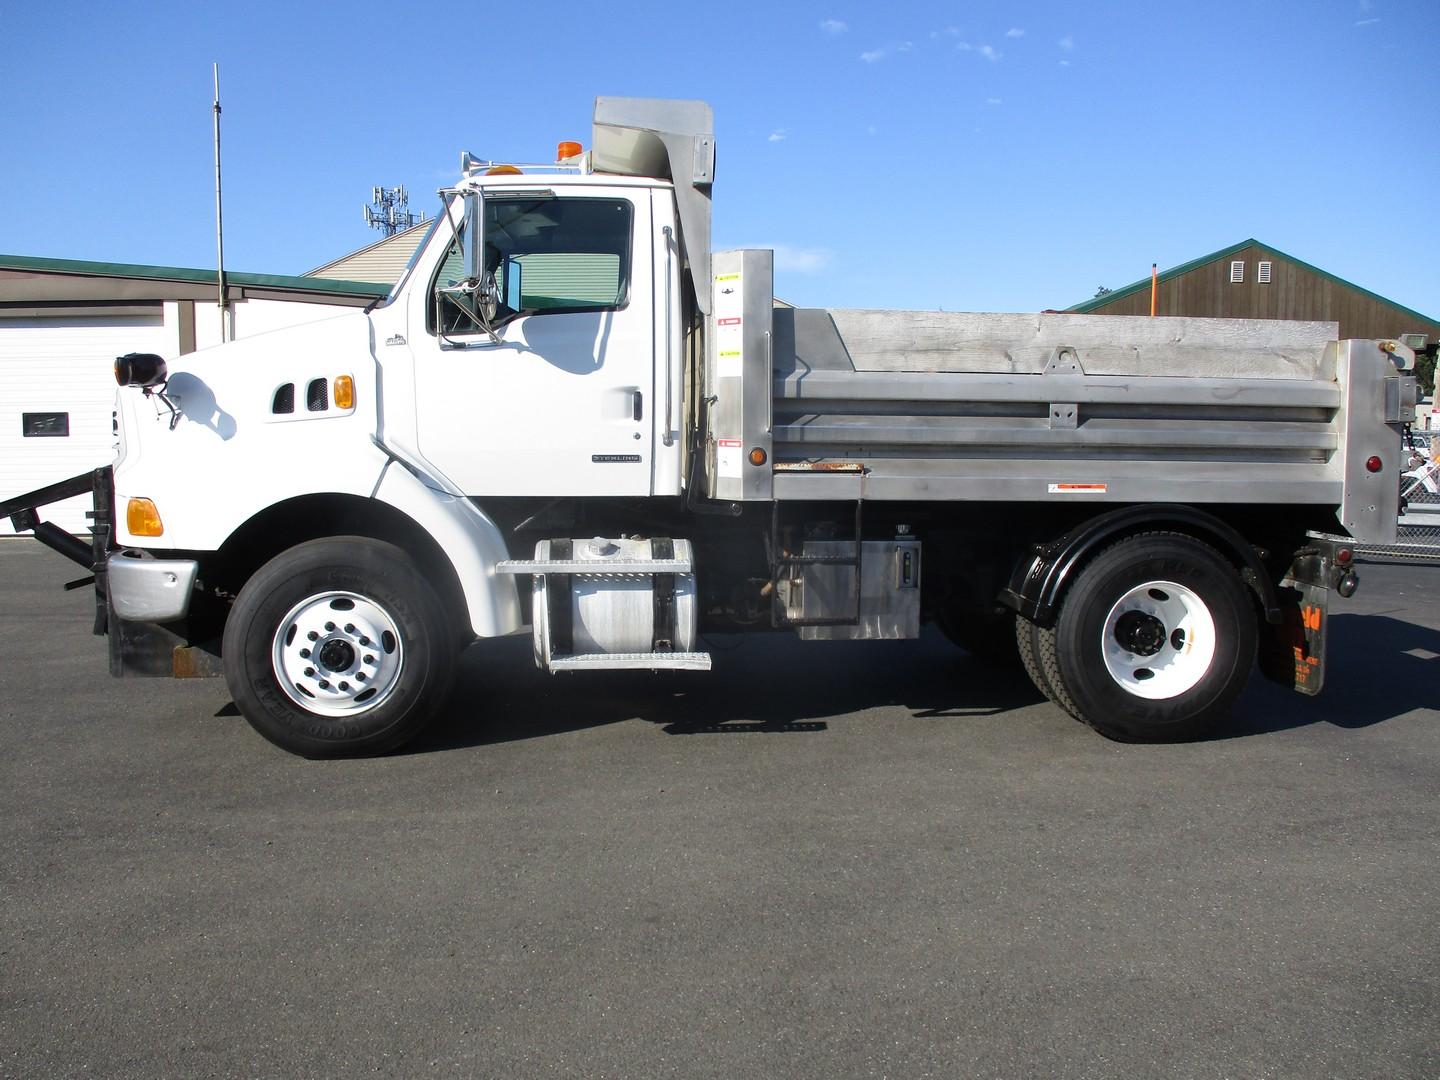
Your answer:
(127, 498), (164, 537)
(333, 374), (354, 410)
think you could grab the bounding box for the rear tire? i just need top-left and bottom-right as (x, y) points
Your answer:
(1050, 533), (1256, 741)
(1015, 615), (1075, 714)
(222, 537), (455, 757)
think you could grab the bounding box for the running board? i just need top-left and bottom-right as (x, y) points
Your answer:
(547, 651), (713, 672)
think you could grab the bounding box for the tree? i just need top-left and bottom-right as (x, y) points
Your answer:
(1416, 347), (1435, 399)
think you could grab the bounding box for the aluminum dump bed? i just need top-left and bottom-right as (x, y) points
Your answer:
(702, 250), (1413, 545)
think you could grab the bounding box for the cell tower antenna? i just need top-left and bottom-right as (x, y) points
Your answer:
(363, 185), (426, 237)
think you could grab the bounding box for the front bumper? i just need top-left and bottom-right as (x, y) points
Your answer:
(107, 551), (199, 622)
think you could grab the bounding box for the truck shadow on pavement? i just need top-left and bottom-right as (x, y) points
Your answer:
(410, 629), (1043, 754)
(405, 613), (1437, 754)
(1224, 613), (1439, 739)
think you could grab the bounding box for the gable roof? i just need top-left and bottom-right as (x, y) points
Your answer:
(1065, 238), (1439, 326)
(306, 222), (432, 285)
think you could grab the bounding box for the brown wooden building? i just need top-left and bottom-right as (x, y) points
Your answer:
(1065, 238), (1440, 349)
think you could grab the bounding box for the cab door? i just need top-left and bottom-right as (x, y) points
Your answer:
(408, 188), (654, 497)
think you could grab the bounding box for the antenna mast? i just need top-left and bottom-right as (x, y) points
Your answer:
(212, 63), (229, 342)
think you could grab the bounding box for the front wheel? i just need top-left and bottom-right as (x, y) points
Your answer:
(222, 538), (456, 757)
(1049, 533), (1257, 741)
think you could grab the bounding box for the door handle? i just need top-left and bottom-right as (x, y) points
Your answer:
(631, 390), (644, 422)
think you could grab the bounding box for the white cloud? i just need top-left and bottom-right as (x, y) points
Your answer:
(954, 41), (973, 51)
(860, 41), (913, 63)
(1005, 27), (1025, 38)
(866, 124), (878, 136)
(1354, 17), (1380, 25)
(1058, 35), (1075, 51)
(1059, 59), (1071, 66)
(986, 97), (1002, 105)
(978, 44), (1001, 61)
(771, 245), (831, 273)
(820, 19), (848, 35)
(768, 130), (787, 143)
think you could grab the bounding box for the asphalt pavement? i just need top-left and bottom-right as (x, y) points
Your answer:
(1, 539), (1437, 1078)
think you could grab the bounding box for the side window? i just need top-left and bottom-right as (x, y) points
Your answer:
(486, 197), (632, 313)
(430, 196), (632, 336)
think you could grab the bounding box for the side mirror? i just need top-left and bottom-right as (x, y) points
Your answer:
(504, 257), (523, 311)
(461, 193), (482, 282)
(477, 270), (500, 324)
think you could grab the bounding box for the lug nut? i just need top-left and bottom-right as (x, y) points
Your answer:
(339, 681), (350, 692)
(299, 648), (311, 659)
(303, 667), (315, 677)
(318, 679), (330, 690)
(358, 636), (370, 646)
(363, 655), (375, 665)
(307, 631), (319, 641)
(344, 623), (355, 634)
(354, 672), (367, 682)
(324, 621), (336, 631)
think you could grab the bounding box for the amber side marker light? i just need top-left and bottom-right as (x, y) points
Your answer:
(333, 375), (355, 410)
(127, 498), (164, 537)
(748, 447), (768, 466)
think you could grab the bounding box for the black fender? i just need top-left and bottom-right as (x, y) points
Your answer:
(1000, 504), (1283, 629)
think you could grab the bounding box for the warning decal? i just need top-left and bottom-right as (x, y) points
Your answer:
(717, 438), (743, 477)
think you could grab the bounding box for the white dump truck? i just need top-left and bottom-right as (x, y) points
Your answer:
(3, 97), (1418, 756)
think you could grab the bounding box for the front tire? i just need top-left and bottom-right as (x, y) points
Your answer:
(222, 537), (456, 757)
(1050, 533), (1257, 741)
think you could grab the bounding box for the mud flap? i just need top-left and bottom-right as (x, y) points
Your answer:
(1259, 543), (1353, 696)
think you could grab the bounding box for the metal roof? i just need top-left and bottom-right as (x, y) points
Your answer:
(0, 253), (388, 298)
(306, 222), (431, 285)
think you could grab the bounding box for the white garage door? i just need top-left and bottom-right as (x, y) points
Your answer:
(1, 314), (169, 536)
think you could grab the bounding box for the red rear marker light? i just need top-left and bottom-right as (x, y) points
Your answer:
(1336, 547), (1353, 565)
(1365, 456), (1383, 473)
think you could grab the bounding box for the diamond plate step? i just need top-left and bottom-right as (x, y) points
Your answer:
(546, 651), (712, 672)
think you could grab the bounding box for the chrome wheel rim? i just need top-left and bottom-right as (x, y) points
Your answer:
(272, 591), (404, 716)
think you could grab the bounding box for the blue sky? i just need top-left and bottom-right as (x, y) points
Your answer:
(3, 1), (1437, 316)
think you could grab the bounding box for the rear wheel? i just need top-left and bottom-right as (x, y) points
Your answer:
(1049, 533), (1257, 741)
(222, 537), (456, 757)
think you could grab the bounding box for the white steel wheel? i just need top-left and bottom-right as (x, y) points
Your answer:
(272, 591), (405, 716)
(1050, 533), (1257, 742)
(1100, 580), (1216, 700)
(222, 537), (456, 758)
